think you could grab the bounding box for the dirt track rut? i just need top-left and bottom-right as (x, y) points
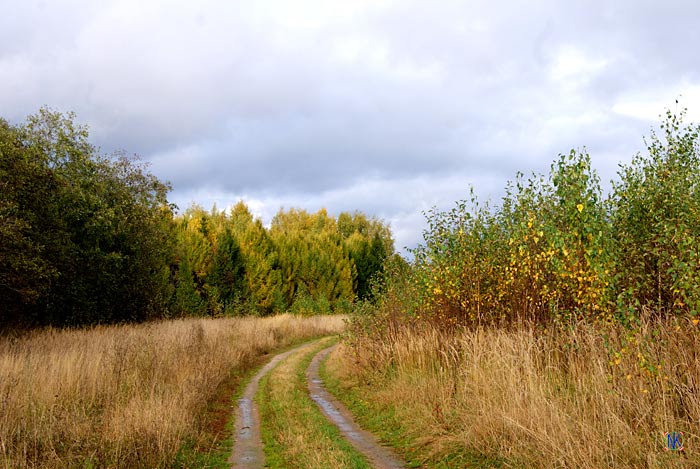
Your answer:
(307, 345), (405, 469)
(228, 344), (304, 467)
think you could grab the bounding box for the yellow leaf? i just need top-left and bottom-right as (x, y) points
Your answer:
(576, 204), (584, 212)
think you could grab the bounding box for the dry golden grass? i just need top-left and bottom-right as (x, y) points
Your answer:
(0, 313), (346, 468)
(334, 317), (700, 467)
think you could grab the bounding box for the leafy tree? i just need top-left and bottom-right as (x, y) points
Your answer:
(0, 119), (58, 323)
(414, 150), (612, 325)
(338, 211), (393, 300)
(171, 207), (214, 315)
(271, 208), (355, 312)
(169, 203), (394, 316)
(172, 254), (205, 316)
(611, 109), (700, 319)
(1, 108), (175, 327)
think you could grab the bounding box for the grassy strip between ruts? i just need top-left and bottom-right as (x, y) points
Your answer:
(171, 335), (337, 468)
(320, 344), (508, 469)
(257, 337), (372, 469)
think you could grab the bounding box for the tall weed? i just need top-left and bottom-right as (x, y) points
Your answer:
(339, 318), (700, 467)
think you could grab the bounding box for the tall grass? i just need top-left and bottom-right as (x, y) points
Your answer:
(0, 314), (346, 468)
(336, 316), (700, 467)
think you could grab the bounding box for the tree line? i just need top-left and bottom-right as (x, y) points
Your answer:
(0, 109), (393, 328)
(171, 203), (392, 317)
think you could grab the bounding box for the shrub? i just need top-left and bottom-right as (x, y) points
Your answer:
(611, 109), (700, 321)
(404, 108), (699, 327)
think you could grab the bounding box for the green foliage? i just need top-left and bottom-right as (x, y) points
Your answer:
(611, 108), (700, 319)
(340, 212), (392, 301)
(0, 108), (174, 327)
(1, 108), (395, 326)
(0, 118), (58, 316)
(209, 228), (247, 313)
(228, 202), (282, 314)
(412, 150), (611, 325)
(173, 254), (205, 316)
(170, 204), (394, 316)
(346, 233), (376, 300)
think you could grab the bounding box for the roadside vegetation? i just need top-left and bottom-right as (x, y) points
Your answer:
(0, 314), (345, 468)
(5, 104), (699, 467)
(331, 317), (700, 467)
(0, 107), (390, 467)
(331, 108), (700, 467)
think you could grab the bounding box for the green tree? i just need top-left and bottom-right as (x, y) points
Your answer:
(171, 207), (214, 315)
(337, 211), (393, 300)
(271, 208), (354, 312)
(230, 203), (283, 315)
(0, 119), (58, 323)
(414, 150), (611, 325)
(209, 228), (247, 313)
(1, 108), (175, 327)
(173, 254), (205, 316)
(611, 109), (700, 319)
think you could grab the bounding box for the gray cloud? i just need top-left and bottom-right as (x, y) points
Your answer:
(2, 0), (699, 253)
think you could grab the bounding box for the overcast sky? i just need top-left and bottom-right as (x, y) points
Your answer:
(2, 0), (699, 254)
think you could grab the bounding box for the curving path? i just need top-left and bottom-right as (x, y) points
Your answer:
(307, 345), (405, 469)
(229, 339), (405, 468)
(228, 343), (306, 468)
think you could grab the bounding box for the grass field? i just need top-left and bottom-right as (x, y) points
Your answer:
(0, 314), (346, 468)
(329, 317), (700, 468)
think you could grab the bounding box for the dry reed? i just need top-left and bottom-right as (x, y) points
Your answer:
(335, 318), (700, 467)
(0, 314), (346, 468)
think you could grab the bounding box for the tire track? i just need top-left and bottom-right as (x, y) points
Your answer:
(228, 342), (309, 468)
(307, 345), (405, 469)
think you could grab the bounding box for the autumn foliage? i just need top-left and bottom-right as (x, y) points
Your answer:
(339, 109), (700, 468)
(408, 109), (700, 327)
(170, 204), (393, 317)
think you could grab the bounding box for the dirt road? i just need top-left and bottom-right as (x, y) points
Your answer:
(228, 338), (404, 468)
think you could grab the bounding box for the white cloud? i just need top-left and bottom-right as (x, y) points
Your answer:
(613, 82), (700, 122)
(549, 46), (610, 83)
(2, 0), (698, 257)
